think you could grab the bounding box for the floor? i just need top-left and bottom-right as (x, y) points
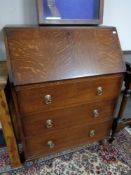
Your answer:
(0, 128), (131, 175)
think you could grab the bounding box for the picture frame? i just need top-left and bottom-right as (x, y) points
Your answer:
(37, 0), (104, 25)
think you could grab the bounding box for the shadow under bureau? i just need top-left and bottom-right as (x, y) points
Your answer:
(4, 26), (125, 160)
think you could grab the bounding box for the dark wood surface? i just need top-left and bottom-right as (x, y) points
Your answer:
(24, 120), (113, 158)
(4, 26), (125, 160)
(37, 0), (104, 25)
(4, 27), (125, 86)
(10, 73), (123, 159)
(15, 74), (123, 115)
(21, 100), (116, 138)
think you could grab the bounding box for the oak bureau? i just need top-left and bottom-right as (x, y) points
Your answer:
(4, 26), (125, 160)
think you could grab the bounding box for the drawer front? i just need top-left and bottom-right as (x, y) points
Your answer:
(24, 121), (112, 158)
(22, 100), (116, 137)
(16, 75), (123, 114)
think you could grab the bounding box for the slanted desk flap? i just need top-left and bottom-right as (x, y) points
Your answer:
(4, 26), (125, 85)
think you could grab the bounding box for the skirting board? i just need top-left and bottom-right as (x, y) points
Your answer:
(123, 50), (131, 55)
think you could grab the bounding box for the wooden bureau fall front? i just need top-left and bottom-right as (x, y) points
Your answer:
(4, 26), (125, 160)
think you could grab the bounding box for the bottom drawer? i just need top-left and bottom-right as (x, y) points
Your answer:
(24, 121), (112, 158)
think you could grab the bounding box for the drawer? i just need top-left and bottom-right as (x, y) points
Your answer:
(22, 100), (116, 137)
(24, 121), (112, 158)
(16, 74), (123, 114)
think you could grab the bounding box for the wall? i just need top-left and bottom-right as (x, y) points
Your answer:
(0, 0), (37, 60)
(0, 0), (131, 61)
(103, 0), (131, 51)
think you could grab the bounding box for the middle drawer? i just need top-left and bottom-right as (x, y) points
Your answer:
(21, 100), (116, 138)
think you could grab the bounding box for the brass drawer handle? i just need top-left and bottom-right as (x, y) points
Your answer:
(46, 119), (53, 128)
(93, 109), (99, 118)
(47, 140), (55, 149)
(96, 87), (103, 96)
(89, 130), (96, 137)
(44, 94), (52, 104)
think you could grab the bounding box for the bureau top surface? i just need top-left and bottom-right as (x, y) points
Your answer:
(4, 26), (125, 86)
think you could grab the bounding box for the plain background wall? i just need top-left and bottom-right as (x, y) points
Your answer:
(0, 0), (131, 61)
(0, 0), (38, 60)
(103, 0), (131, 51)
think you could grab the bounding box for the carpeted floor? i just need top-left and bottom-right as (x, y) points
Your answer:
(0, 128), (130, 175)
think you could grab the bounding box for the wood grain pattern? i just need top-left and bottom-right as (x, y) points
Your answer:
(0, 61), (21, 167)
(21, 100), (116, 138)
(24, 120), (112, 158)
(4, 26), (125, 160)
(0, 90), (21, 167)
(4, 27), (125, 86)
(15, 74), (123, 114)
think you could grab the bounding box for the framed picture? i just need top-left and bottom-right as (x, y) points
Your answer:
(37, 0), (104, 25)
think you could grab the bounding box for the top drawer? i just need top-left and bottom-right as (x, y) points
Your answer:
(15, 74), (123, 114)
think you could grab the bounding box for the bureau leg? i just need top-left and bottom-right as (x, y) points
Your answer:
(0, 90), (21, 167)
(19, 151), (26, 163)
(109, 79), (131, 143)
(109, 118), (118, 143)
